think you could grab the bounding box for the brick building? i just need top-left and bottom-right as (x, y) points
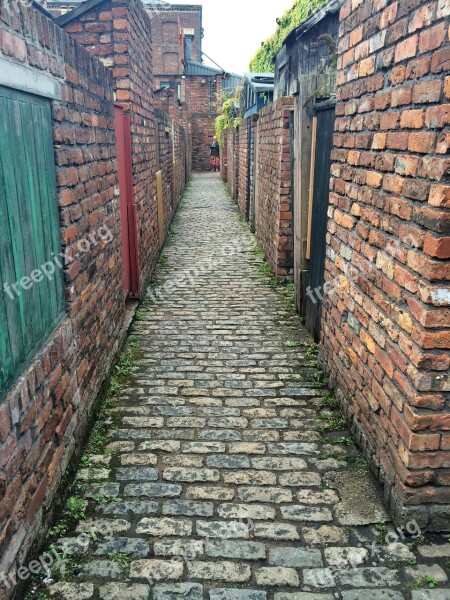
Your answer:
(223, 0), (450, 529)
(0, 0), (189, 594)
(47, 0), (241, 170)
(54, 0), (191, 292)
(322, 0), (450, 530)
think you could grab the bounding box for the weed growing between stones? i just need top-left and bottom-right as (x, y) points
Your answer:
(108, 552), (131, 567)
(415, 576), (439, 589)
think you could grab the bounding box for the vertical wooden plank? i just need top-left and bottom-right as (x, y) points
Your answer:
(156, 170), (164, 247)
(2, 96), (30, 355)
(305, 106), (335, 341)
(115, 106), (132, 295)
(18, 99), (51, 338)
(0, 119), (16, 392)
(35, 99), (65, 317)
(306, 116), (317, 260)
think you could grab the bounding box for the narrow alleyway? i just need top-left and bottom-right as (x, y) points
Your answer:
(40, 174), (449, 600)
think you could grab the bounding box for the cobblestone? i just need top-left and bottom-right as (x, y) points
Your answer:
(40, 175), (450, 600)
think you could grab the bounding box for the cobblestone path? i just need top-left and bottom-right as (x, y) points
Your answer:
(42, 174), (449, 600)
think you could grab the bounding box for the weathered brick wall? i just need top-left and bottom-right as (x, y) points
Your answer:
(254, 98), (294, 280)
(248, 114), (259, 232)
(233, 114), (259, 225)
(225, 126), (238, 200)
(155, 108), (175, 241)
(146, 5), (202, 77)
(62, 0), (161, 292)
(220, 129), (228, 182)
(321, 0), (450, 529)
(185, 76), (222, 171)
(237, 120), (249, 218)
(191, 113), (218, 171)
(0, 2), (124, 593)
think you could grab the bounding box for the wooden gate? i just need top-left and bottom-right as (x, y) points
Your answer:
(305, 102), (335, 341)
(115, 106), (140, 297)
(0, 86), (64, 398)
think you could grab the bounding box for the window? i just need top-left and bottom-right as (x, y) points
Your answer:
(177, 82), (182, 102)
(0, 86), (64, 398)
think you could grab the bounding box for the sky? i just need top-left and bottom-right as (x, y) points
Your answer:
(194, 0), (294, 75)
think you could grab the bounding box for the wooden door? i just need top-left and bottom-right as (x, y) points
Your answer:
(305, 103), (335, 342)
(0, 86), (64, 398)
(115, 106), (140, 297)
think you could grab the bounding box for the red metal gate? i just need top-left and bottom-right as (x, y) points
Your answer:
(115, 105), (140, 297)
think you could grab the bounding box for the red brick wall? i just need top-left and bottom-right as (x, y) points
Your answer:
(232, 114), (259, 224)
(321, 0), (450, 529)
(255, 98), (294, 280)
(191, 114), (217, 171)
(62, 0), (191, 291)
(223, 101), (294, 279)
(225, 126), (238, 200)
(146, 5), (202, 76)
(185, 76), (222, 171)
(0, 2), (124, 591)
(237, 121), (249, 218)
(220, 129), (228, 182)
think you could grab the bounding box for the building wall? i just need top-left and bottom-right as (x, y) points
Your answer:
(220, 129), (228, 182)
(146, 3), (202, 77)
(223, 99), (294, 280)
(321, 0), (450, 529)
(61, 0), (191, 291)
(0, 1), (124, 591)
(225, 126), (238, 201)
(254, 98), (294, 281)
(237, 121), (249, 218)
(185, 75), (222, 171)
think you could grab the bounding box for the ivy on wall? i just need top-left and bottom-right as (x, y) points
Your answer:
(249, 0), (329, 72)
(215, 87), (244, 148)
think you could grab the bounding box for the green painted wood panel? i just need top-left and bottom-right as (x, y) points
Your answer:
(0, 85), (64, 399)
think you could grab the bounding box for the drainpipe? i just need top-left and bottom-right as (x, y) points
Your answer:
(208, 78), (212, 114)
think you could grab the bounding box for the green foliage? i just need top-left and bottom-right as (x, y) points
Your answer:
(415, 576), (439, 589)
(215, 90), (243, 147)
(108, 552), (131, 567)
(215, 115), (227, 149)
(48, 523), (68, 539)
(375, 523), (389, 546)
(65, 497), (86, 521)
(250, 0), (329, 72)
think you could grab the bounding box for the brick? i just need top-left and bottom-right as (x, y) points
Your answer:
(391, 86), (412, 107)
(428, 184), (450, 208)
(409, 4), (435, 33)
(407, 132), (435, 153)
(423, 234), (450, 259)
(425, 104), (450, 128)
(419, 23), (447, 53)
(431, 47), (450, 73)
(394, 35), (418, 63)
(412, 80), (442, 103)
(400, 109), (424, 129)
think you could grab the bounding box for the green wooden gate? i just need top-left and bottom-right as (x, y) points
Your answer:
(0, 85), (64, 399)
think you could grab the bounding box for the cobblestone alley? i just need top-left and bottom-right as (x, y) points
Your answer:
(38, 174), (450, 600)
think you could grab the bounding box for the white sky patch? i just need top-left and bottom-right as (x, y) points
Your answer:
(195, 0), (293, 75)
